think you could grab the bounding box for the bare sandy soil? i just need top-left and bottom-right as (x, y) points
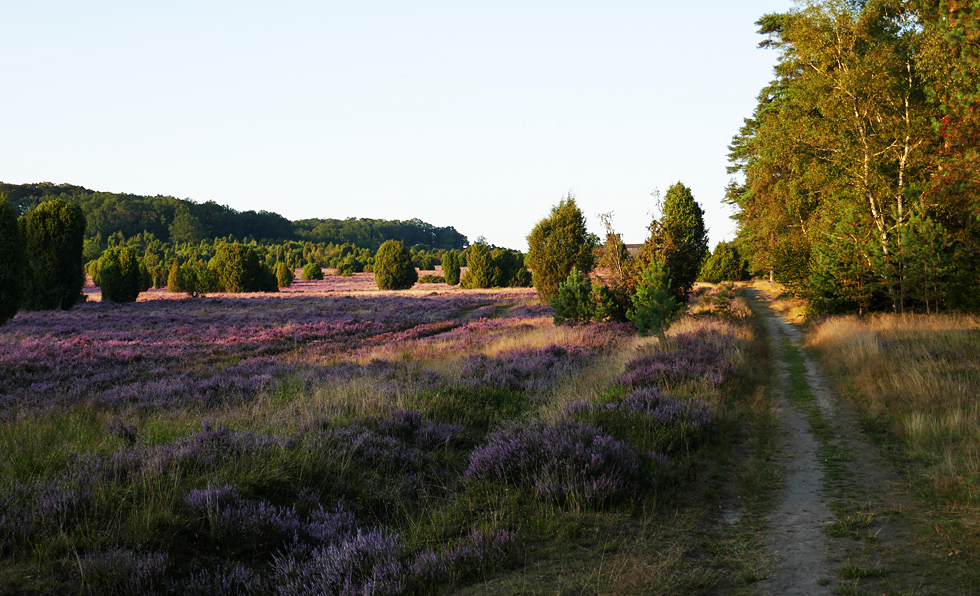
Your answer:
(748, 290), (913, 595)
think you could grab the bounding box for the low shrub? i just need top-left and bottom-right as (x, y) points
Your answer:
(465, 420), (641, 508)
(565, 387), (714, 454)
(302, 262), (325, 281)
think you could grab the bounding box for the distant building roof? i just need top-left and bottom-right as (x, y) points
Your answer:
(625, 243), (643, 258)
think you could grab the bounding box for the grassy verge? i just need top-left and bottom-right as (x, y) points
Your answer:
(801, 313), (980, 594)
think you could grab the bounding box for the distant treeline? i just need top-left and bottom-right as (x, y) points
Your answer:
(0, 182), (468, 252)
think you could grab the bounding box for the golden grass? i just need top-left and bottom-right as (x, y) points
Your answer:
(806, 313), (980, 502)
(747, 279), (808, 321)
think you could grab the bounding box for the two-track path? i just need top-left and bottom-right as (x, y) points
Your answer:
(746, 289), (912, 595)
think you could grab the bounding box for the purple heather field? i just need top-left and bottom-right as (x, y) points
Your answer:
(0, 273), (747, 595)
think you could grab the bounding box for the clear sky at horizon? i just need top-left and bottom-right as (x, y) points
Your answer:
(2, 1), (793, 251)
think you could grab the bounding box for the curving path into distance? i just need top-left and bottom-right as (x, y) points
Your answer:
(745, 289), (913, 596)
(751, 291), (833, 596)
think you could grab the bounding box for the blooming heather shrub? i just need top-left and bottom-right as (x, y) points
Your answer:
(303, 422), (449, 517)
(370, 409), (466, 451)
(465, 420), (640, 507)
(180, 563), (263, 596)
(270, 530), (407, 596)
(184, 485), (360, 554)
(457, 344), (591, 396)
(615, 330), (742, 390)
(80, 550), (170, 596)
(149, 422), (291, 475)
(409, 528), (517, 586)
(0, 480), (93, 553)
(565, 387), (714, 453)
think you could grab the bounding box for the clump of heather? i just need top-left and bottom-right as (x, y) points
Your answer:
(565, 387), (715, 454)
(302, 420), (453, 519)
(150, 422), (292, 475)
(180, 563), (264, 596)
(184, 485), (360, 556)
(457, 344), (591, 396)
(80, 550), (171, 596)
(270, 530), (407, 596)
(615, 329), (743, 390)
(409, 528), (517, 586)
(0, 481), (92, 554)
(369, 409), (467, 451)
(465, 420), (640, 507)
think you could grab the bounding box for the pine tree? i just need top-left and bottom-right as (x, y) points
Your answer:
(551, 268), (594, 325)
(629, 258), (682, 338)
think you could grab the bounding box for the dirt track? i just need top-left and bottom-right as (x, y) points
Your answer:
(748, 290), (912, 595)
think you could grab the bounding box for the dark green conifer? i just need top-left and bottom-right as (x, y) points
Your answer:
(374, 240), (418, 290)
(0, 197), (26, 324)
(20, 199), (87, 311)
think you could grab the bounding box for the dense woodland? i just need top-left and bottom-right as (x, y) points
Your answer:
(0, 182), (468, 253)
(728, 0), (980, 314)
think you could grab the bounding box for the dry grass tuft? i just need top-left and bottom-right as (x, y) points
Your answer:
(748, 280), (808, 321)
(807, 313), (980, 502)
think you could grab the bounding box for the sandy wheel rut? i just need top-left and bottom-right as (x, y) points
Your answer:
(747, 290), (912, 595)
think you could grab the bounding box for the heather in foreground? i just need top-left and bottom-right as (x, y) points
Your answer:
(0, 279), (759, 594)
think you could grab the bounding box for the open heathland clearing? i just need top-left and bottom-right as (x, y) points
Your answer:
(1, 273), (777, 595)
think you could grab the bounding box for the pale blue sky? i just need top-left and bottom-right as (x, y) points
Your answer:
(2, 1), (791, 250)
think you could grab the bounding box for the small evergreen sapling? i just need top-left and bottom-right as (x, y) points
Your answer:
(629, 258), (682, 338)
(551, 268), (594, 326)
